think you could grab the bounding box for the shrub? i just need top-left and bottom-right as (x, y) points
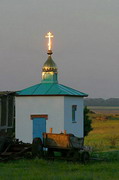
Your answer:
(84, 106), (93, 137)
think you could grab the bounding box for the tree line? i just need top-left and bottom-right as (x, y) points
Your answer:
(84, 98), (119, 106)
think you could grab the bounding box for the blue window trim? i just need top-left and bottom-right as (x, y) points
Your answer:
(72, 105), (77, 123)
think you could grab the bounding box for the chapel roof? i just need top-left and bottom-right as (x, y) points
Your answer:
(16, 83), (88, 97)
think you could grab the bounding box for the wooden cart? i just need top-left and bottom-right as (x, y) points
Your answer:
(32, 132), (90, 163)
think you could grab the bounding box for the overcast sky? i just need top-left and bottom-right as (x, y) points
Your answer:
(0, 0), (119, 98)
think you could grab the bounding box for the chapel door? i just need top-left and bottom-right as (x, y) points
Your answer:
(33, 117), (46, 140)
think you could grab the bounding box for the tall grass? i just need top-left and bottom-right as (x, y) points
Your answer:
(85, 113), (119, 151)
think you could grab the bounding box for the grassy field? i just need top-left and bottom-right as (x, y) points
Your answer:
(0, 153), (119, 180)
(85, 113), (119, 151)
(0, 110), (119, 180)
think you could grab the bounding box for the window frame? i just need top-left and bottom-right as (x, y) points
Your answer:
(72, 105), (77, 123)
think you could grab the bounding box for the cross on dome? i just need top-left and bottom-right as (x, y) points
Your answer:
(45, 32), (54, 51)
(42, 32), (57, 83)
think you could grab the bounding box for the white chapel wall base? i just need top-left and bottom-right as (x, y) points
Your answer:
(15, 96), (64, 143)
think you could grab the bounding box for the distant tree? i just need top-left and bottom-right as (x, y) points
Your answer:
(84, 98), (119, 107)
(84, 106), (93, 137)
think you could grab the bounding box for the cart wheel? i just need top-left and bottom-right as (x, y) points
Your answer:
(81, 152), (90, 163)
(32, 137), (43, 158)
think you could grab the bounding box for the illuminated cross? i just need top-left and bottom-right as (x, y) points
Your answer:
(45, 32), (54, 51)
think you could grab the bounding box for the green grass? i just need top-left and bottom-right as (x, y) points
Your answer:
(0, 153), (119, 180)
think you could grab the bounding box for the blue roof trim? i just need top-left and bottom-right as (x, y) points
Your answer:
(16, 83), (88, 97)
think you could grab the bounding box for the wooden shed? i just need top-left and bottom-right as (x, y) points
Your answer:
(0, 91), (15, 135)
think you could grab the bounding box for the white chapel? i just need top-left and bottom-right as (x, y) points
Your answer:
(15, 32), (88, 143)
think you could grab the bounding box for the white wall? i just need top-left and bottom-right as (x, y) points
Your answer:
(64, 96), (84, 138)
(15, 96), (64, 143)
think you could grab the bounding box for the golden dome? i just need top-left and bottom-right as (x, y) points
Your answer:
(42, 55), (57, 72)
